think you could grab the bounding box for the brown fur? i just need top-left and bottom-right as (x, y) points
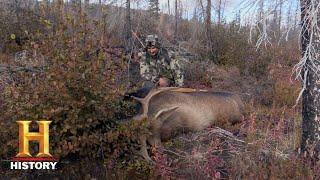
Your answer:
(133, 88), (244, 162)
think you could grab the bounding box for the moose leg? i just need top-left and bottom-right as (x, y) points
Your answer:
(139, 134), (153, 162)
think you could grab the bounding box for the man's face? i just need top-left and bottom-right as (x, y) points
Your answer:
(147, 46), (159, 57)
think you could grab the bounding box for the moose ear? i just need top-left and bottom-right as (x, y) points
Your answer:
(154, 106), (179, 121)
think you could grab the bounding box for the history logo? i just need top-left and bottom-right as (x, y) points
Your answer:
(9, 121), (58, 170)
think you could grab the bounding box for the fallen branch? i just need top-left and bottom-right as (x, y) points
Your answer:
(204, 127), (246, 144)
(162, 148), (187, 158)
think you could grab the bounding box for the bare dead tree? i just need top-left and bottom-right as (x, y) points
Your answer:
(54, 0), (64, 23)
(84, 0), (89, 12)
(217, 0), (222, 24)
(205, 0), (212, 53)
(174, 0), (178, 40)
(149, 0), (160, 20)
(125, 0), (131, 41)
(278, 0), (283, 35)
(286, 2), (292, 29)
(257, 0), (264, 38)
(298, 0), (320, 157)
(235, 10), (241, 25)
(125, 0), (132, 51)
(205, 0), (211, 33)
(168, 0), (170, 15)
(243, 0), (320, 157)
(271, 0), (278, 38)
(294, 2), (300, 32)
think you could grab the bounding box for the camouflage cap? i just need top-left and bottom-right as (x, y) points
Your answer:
(145, 34), (160, 48)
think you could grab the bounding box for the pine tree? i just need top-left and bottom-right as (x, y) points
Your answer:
(149, 0), (160, 20)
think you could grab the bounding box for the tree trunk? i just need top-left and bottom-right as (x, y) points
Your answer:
(205, 0), (212, 55)
(300, 0), (320, 158)
(84, 0), (89, 12)
(293, 3), (299, 32)
(174, 0), (178, 40)
(125, 0), (132, 52)
(205, 0), (211, 32)
(278, 0), (283, 37)
(126, 0), (131, 41)
(286, 3), (291, 30)
(272, 0), (278, 35)
(149, 0), (160, 20)
(98, 0), (103, 45)
(99, 0), (102, 20)
(217, 0), (221, 24)
(168, 0), (170, 15)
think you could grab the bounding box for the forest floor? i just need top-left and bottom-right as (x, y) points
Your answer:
(1, 46), (319, 179)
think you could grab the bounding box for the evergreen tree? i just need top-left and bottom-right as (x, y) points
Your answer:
(149, 0), (160, 20)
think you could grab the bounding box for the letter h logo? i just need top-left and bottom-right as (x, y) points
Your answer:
(16, 121), (52, 158)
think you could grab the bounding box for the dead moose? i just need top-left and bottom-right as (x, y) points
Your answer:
(131, 86), (244, 162)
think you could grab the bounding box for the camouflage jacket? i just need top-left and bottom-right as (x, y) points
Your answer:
(138, 48), (184, 87)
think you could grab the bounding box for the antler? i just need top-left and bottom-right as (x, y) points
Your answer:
(169, 88), (208, 93)
(154, 106), (179, 120)
(132, 86), (207, 121)
(132, 86), (179, 121)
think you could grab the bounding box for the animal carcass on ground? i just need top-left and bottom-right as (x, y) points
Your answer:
(131, 87), (244, 162)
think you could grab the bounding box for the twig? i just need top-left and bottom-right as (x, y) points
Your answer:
(162, 148), (187, 158)
(207, 127), (246, 143)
